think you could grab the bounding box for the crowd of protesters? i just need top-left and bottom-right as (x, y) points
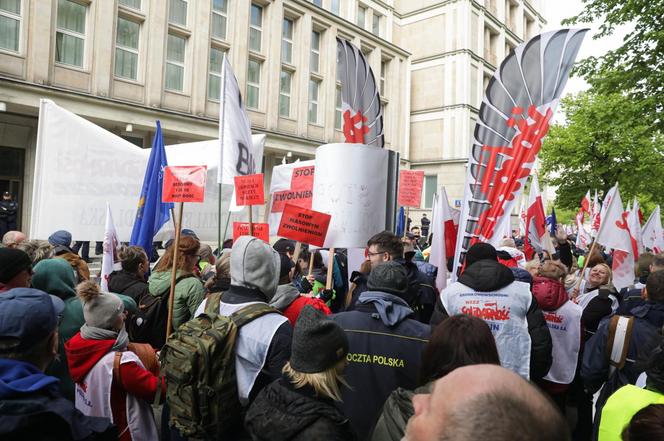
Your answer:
(1, 224), (663, 441)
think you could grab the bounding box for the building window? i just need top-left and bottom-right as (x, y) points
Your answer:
(372, 13), (381, 36)
(331, 0), (340, 15)
(55, 0), (86, 67)
(211, 0), (228, 40)
(246, 59), (261, 109)
(208, 46), (225, 100)
(310, 30), (320, 73)
(308, 78), (320, 124)
(165, 33), (186, 91)
(279, 70), (292, 117)
(249, 3), (262, 52)
(169, 0), (187, 26)
(380, 60), (386, 95)
(335, 85), (342, 130)
(424, 175), (437, 208)
(281, 18), (293, 64)
(119, 0), (141, 9)
(0, 0), (21, 53)
(114, 17), (139, 80)
(356, 5), (366, 28)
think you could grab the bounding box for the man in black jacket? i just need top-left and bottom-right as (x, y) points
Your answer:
(431, 242), (552, 380)
(0, 192), (18, 240)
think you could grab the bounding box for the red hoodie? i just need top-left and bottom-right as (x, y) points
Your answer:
(65, 333), (165, 441)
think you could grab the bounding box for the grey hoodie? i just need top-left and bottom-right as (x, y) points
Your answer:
(231, 236), (281, 300)
(357, 291), (414, 327)
(270, 284), (301, 311)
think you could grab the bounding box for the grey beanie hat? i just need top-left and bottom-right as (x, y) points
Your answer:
(290, 306), (348, 373)
(231, 236), (280, 300)
(367, 261), (408, 297)
(77, 281), (125, 330)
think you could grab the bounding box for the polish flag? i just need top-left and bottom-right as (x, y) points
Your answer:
(430, 186), (460, 290)
(524, 175), (547, 260)
(594, 185), (634, 291)
(628, 199), (644, 256)
(590, 189), (600, 238)
(580, 190), (592, 217)
(642, 205), (664, 254)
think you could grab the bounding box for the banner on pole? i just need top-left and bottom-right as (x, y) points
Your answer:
(278, 203), (331, 247)
(234, 173), (265, 206)
(397, 170), (425, 208)
(162, 166), (207, 203)
(233, 222), (269, 243)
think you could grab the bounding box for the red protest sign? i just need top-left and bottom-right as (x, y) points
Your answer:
(397, 170), (425, 207)
(291, 165), (315, 191)
(162, 166), (207, 203)
(277, 203), (331, 247)
(233, 222), (269, 243)
(234, 174), (265, 206)
(270, 165), (315, 213)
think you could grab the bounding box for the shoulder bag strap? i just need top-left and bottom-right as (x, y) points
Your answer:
(230, 303), (281, 328)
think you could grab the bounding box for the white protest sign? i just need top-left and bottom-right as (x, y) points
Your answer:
(312, 143), (388, 248)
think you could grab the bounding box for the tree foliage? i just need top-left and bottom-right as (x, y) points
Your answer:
(539, 92), (664, 211)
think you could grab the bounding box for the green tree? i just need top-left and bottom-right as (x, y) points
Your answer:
(539, 92), (664, 210)
(564, 0), (664, 129)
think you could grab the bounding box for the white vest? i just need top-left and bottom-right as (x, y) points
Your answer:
(543, 300), (582, 384)
(575, 289), (619, 314)
(194, 299), (288, 406)
(75, 351), (158, 441)
(441, 281), (532, 379)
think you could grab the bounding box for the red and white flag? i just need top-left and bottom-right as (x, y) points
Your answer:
(101, 202), (119, 292)
(580, 190), (591, 218)
(575, 210), (591, 251)
(590, 189), (600, 238)
(642, 205), (664, 253)
(518, 199), (527, 237)
(594, 185), (634, 291)
(430, 186), (460, 290)
(524, 175), (547, 260)
(627, 199), (643, 256)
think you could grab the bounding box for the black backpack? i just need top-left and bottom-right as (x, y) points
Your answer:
(128, 274), (194, 349)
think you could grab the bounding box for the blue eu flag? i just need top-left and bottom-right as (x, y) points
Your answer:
(396, 206), (406, 237)
(130, 120), (173, 257)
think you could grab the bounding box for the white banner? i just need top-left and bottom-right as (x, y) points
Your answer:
(312, 143), (388, 248)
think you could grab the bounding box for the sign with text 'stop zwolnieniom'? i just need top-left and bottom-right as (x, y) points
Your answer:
(397, 170), (425, 208)
(278, 203), (331, 247)
(234, 173), (265, 206)
(162, 166), (207, 203)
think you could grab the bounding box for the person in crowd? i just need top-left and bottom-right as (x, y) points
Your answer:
(371, 314), (500, 441)
(573, 263), (619, 340)
(621, 404), (664, 441)
(273, 238), (296, 259)
(32, 258), (137, 401)
(332, 261), (431, 440)
(0, 191), (18, 239)
(618, 253), (663, 315)
(346, 260), (372, 309)
(196, 243), (216, 282)
(270, 253), (331, 325)
(0, 248), (32, 292)
(525, 258), (541, 279)
(245, 306), (355, 441)
(48, 229), (90, 282)
(204, 252), (231, 294)
(419, 214), (430, 240)
(16, 239), (54, 265)
(349, 231), (437, 323)
(108, 246), (150, 302)
(0, 288), (116, 440)
(532, 260), (583, 412)
(2, 230), (26, 248)
(496, 237), (527, 268)
(148, 235), (205, 330)
(402, 364), (570, 441)
(66, 281), (164, 441)
(431, 242), (552, 381)
(597, 335), (664, 441)
(72, 241), (91, 263)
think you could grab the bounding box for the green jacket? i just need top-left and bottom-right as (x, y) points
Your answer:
(371, 383), (431, 441)
(31, 258), (137, 401)
(598, 385), (664, 441)
(148, 270), (205, 330)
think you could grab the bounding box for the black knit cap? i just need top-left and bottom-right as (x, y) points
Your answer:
(0, 248), (32, 284)
(465, 242), (497, 268)
(367, 261), (408, 297)
(290, 306), (348, 373)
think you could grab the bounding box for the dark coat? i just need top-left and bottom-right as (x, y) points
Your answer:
(370, 384), (430, 441)
(581, 288), (617, 341)
(430, 259), (553, 380)
(245, 377), (356, 441)
(107, 270), (149, 302)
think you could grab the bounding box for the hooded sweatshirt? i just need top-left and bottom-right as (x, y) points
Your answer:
(270, 284), (331, 326)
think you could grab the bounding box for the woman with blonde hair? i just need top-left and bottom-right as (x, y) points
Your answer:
(245, 306), (355, 441)
(572, 263), (618, 340)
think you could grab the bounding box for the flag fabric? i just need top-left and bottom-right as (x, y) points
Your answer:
(590, 189), (600, 238)
(129, 120), (172, 257)
(336, 38), (384, 147)
(430, 186), (459, 290)
(575, 212), (591, 251)
(642, 205), (664, 253)
(218, 54), (263, 184)
(518, 199), (527, 237)
(100, 202), (119, 292)
(600, 185), (617, 222)
(594, 185), (634, 291)
(629, 198), (644, 255)
(396, 206), (406, 237)
(546, 207), (558, 236)
(580, 190), (591, 217)
(524, 175), (548, 260)
(452, 28), (587, 279)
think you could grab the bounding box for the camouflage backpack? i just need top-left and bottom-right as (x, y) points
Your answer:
(161, 292), (278, 438)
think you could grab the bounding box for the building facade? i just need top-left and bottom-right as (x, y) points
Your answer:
(0, 0), (544, 233)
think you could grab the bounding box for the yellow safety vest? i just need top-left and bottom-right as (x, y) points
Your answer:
(598, 384), (664, 441)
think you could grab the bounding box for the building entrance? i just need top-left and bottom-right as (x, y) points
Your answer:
(0, 147), (25, 231)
